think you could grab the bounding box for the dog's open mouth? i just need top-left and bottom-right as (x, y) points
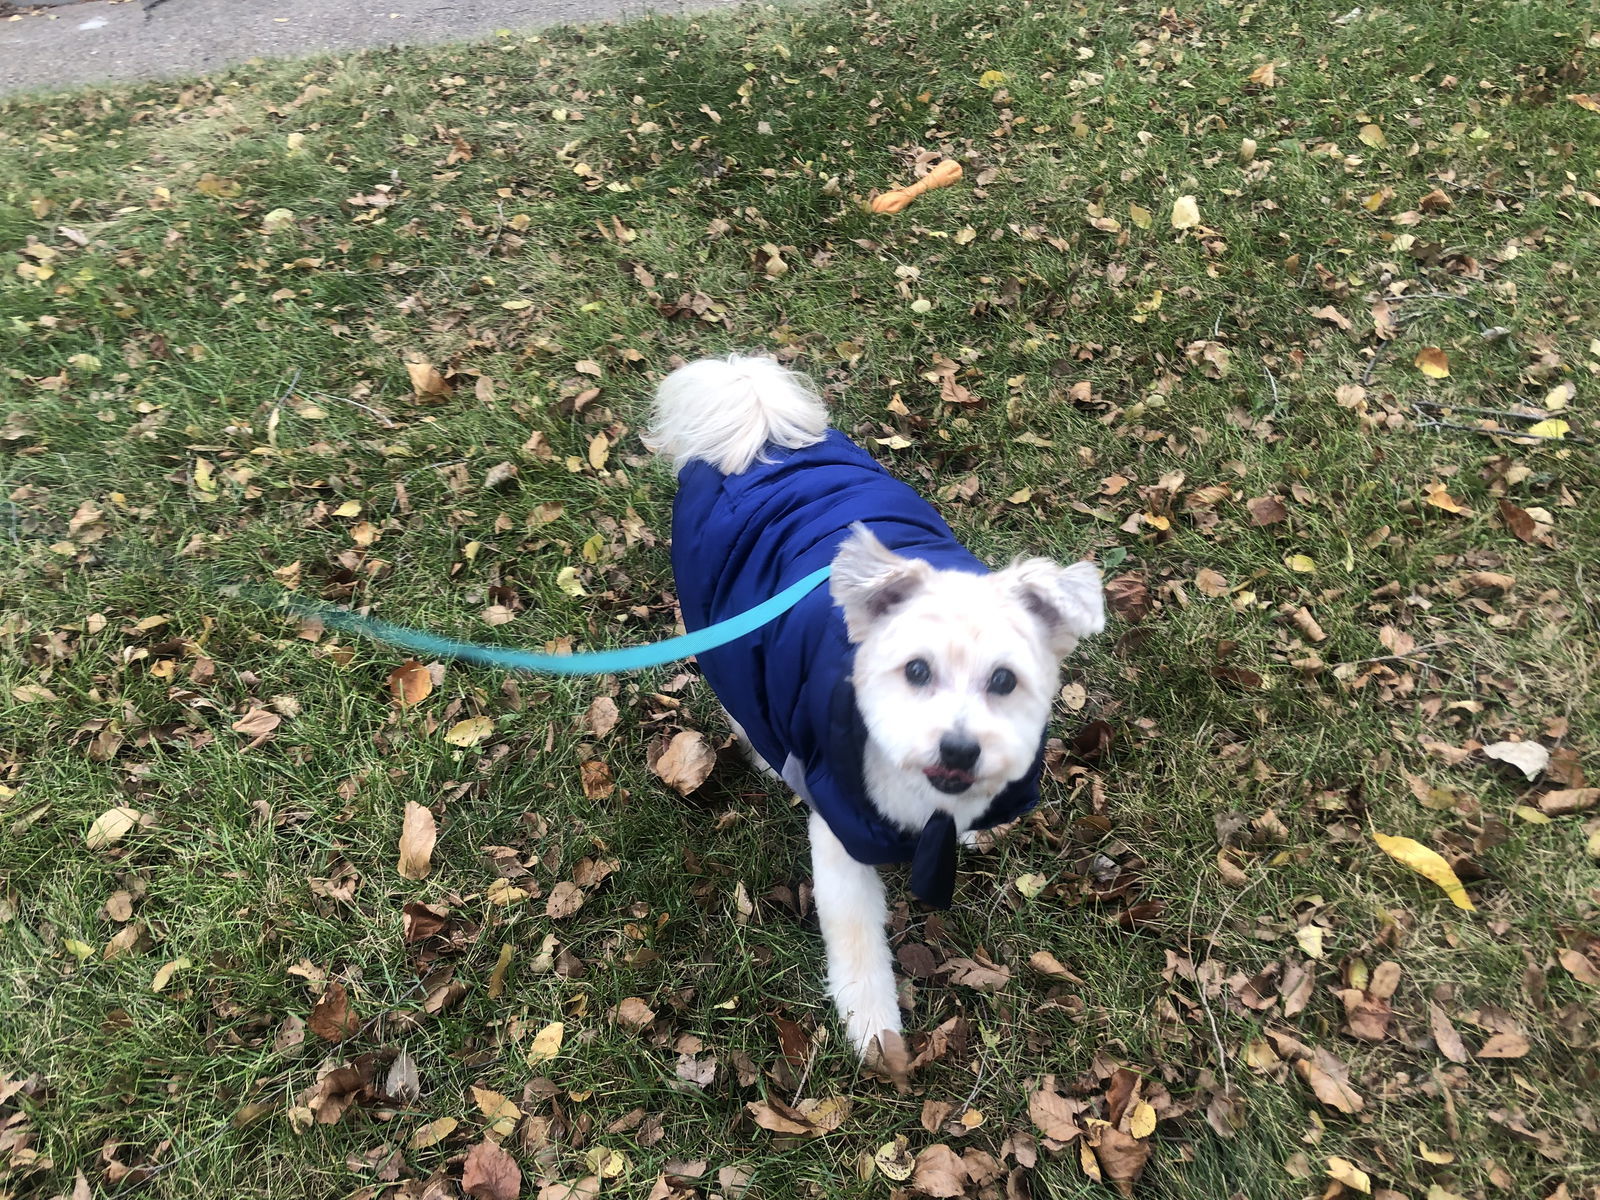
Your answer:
(923, 766), (975, 795)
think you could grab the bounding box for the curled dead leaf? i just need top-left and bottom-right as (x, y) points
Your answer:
(397, 801), (436, 880)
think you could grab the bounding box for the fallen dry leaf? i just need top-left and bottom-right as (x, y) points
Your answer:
(232, 707), (282, 737)
(405, 359), (453, 398)
(1246, 495), (1288, 526)
(1539, 789), (1599, 816)
(1028, 1083), (1084, 1141)
(86, 806), (141, 850)
(546, 881), (585, 919)
(910, 1144), (967, 1198)
(1327, 1156), (1372, 1194)
(525, 1020), (565, 1065)
(649, 731), (716, 796)
(388, 661), (433, 706)
(583, 696), (619, 738)
(1558, 949), (1600, 989)
(1429, 1003), (1470, 1064)
(462, 1137), (520, 1200)
(1373, 831), (1475, 910)
(1482, 740), (1549, 781)
(309, 980), (360, 1042)
(1091, 1125), (1151, 1198)
(1170, 195), (1200, 229)
(613, 997), (657, 1031)
(1295, 1047), (1364, 1113)
(445, 716), (494, 747)
(1423, 481), (1473, 516)
(1414, 347), (1450, 378)
(1476, 1032), (1531, 1059)
(397, 801), (437, 881)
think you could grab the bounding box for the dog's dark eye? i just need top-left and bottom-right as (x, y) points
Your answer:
(904, 658), (932, 686)
(988, 667), (1017, 696)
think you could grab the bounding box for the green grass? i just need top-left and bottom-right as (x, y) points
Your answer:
(1, 0), (1597, 1196)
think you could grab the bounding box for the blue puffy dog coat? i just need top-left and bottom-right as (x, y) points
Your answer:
(670, 430), (1042, 907)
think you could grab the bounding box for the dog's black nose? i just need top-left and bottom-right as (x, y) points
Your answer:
(938, 735), (981, 772)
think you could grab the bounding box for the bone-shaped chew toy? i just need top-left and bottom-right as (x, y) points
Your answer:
(869, 160), (963, 214)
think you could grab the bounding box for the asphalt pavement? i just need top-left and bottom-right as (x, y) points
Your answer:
(1, 0), (741, 98)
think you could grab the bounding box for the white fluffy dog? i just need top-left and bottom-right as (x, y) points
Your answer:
(646, 354), (1105, 1063)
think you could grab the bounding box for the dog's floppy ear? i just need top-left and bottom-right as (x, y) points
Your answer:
(830, 523), (933, 643)
(999, 557), (1106, 658)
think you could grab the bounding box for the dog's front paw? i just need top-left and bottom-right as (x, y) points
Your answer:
(836, 989), (903, 1062)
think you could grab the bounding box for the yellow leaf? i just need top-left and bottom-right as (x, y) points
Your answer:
(556, 566), (588, 598)
(410, 1117), (457, 1151)
(1326, 1156), (1371, 1194)
(487, 943), (514, 1000)
(1128, 1100), (1157, 1139)
(64, 938), (95, 961)
(1357, 124), (1387, 148)
(1295, 926), (1325, 959)
(471, 1086), (522, 1136)
(1418, 1142), (1455, 1164)
(1170, 195), (1201, 229)
(261, 207), (296, 234)
(526, 1020), (565, 1064)
(585, 1146), (629, 1179)
(151, 957), (192, 993)
(978, 69), (1007, 87)
(1414, 346), (1450, 378)
(1128, 203), (1153, 229)
(1285, 554), (1317, 574)
(588, 432), (610, 471)
(87, 806), (141, 850)
(1247, 61), (1277, 86)
(444, 716), (492, 747)
(1372, 831), (1475, 910)
(1014, 873), (1047, 898)
(1422, 481), (1474, 516)
(1525, 418), (1569, 439)
(333, 500), (362, 518)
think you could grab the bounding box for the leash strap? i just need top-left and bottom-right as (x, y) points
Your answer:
(280, 565), (833, 676)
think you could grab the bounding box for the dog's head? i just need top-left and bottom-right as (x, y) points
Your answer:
(831, 525), (1104, 802)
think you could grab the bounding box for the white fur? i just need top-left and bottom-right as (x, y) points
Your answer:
(644, 353), (827, 477)
(650, 355), (1105, 1061)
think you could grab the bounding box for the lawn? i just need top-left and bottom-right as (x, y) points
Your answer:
(1, 0), (1597, 1197)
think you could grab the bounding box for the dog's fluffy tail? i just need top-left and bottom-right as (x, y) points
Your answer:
(645, 354), (828, 477)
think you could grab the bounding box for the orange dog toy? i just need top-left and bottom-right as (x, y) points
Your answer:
(869, 160), (963, 214)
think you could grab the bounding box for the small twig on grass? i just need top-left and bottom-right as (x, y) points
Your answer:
(1260, 363), (1279, 408)
(298, 386), (400, 428)
(1412, 405), (1589, 444)
(1413, 399), (1559, 424)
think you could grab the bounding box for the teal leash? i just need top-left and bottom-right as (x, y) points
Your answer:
(277, 565), (833, 676)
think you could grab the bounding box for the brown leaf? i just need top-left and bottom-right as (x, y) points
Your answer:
(309, 981), (360, 1043)
(1091, 1126), (1151, 1198)
(579, 759), (615, 801)
(1418, 188), (1453, 213)
(1104, 574), (1150, 623)
(388, 661), (433, 706)
(1429, 1003), (1470, 1064)
(397, 802), (437, 881)
(744, 1098), (812, 1135)
(911, 1144), (968, 1198)
(1311, 305), (1353, 330)
(545, 881), (585, 919)
(583, 696), (619, 738)
(1194, 568), (1229, 598)
(1028, 1084), (1084, 1141)
(1028, 950), (1085, 983)
(1558, 949), (1600, 989)
(1247, 495), (1288, 526)
(1295, 1047), (1364, 1113)
(232, 708), (282, 737)
(462, 1137), (521, 1200)
(613, 997), (657, 1031)
(649, 731), (716, 796)
(405, 359), (453, 398)
(1538, 788), (1598, 816)
(1497, 497), (1538, 544)
(1476, 1032), (1531, 1059)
